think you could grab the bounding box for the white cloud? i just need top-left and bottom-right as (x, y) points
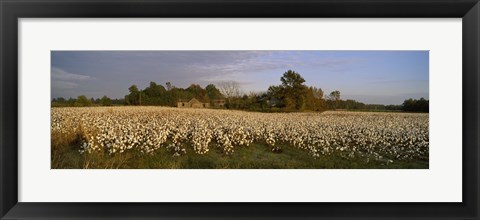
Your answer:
(51, 67), (92, 91)
(52, 80), (78, 89)
(51, 67), (91, 81)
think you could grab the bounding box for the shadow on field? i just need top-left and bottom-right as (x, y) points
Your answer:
(51, 132), (428, 169)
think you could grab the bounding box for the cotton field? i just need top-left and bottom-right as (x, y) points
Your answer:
(51, 107), (429, 165)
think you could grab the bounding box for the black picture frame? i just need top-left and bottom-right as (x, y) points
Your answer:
(1, 0), (479, 219)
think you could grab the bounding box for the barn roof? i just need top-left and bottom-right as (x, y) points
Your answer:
(188, 98), (201, 104)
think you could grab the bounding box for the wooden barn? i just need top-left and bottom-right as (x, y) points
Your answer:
(177, 98), (210, 108)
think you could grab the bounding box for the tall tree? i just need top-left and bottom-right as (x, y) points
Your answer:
(143, 81), (167, 105)
(280, 70), (306, 88)
(126, 85), (140, 105)
(305, 86), (325, 111)
(217, 81), (242, 108)
(328, 90), (341, 110)
(280, 70), (308, 110)
(205, 84), (224, 100)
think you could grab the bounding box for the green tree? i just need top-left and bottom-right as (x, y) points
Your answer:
(143, 81), (167, 105)
(280, 70), (308, 110)
(205, 84), (223, 100)
(266, 85), (285, 108)
(126, 85), (140, 105)
(75, 95), (92, 107)
(67, 97), (76, 107)
(402, 98), (428, 112)
(51, 97), (68, 107)
(280, 70), (306, 88)
(186, 84), (207, 101)
(100, 95), (112, 106)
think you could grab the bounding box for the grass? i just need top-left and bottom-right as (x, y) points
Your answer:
(51, 131), (428, 169)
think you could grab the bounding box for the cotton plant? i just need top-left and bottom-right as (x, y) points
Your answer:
(52, 106), (429, 162)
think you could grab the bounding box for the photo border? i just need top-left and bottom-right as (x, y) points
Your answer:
(1, 0), (479, 219)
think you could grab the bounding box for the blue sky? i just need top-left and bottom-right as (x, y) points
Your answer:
(51, 51), (428, 105)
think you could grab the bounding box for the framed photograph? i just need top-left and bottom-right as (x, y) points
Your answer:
(1, 0), (478, 219)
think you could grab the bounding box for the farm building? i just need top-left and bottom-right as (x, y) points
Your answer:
(177, 98), (210, 108)
(211, 99), (226, 108)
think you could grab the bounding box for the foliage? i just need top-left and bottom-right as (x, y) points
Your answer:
(206, 84), (224, 100)
(122, 82), (224, 107)
(402, 98), (429, 112)
(75, 95), (92, 107)
(266, 70), (309, 110)
(100, 95), (112, 106)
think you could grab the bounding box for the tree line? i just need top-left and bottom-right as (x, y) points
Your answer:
(51, 95), (123, 107)
(51, 70), (429, 113)
(123, 82), (224, 106)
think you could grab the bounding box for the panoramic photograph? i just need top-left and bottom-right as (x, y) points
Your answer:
(51, 51), (429, 169)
